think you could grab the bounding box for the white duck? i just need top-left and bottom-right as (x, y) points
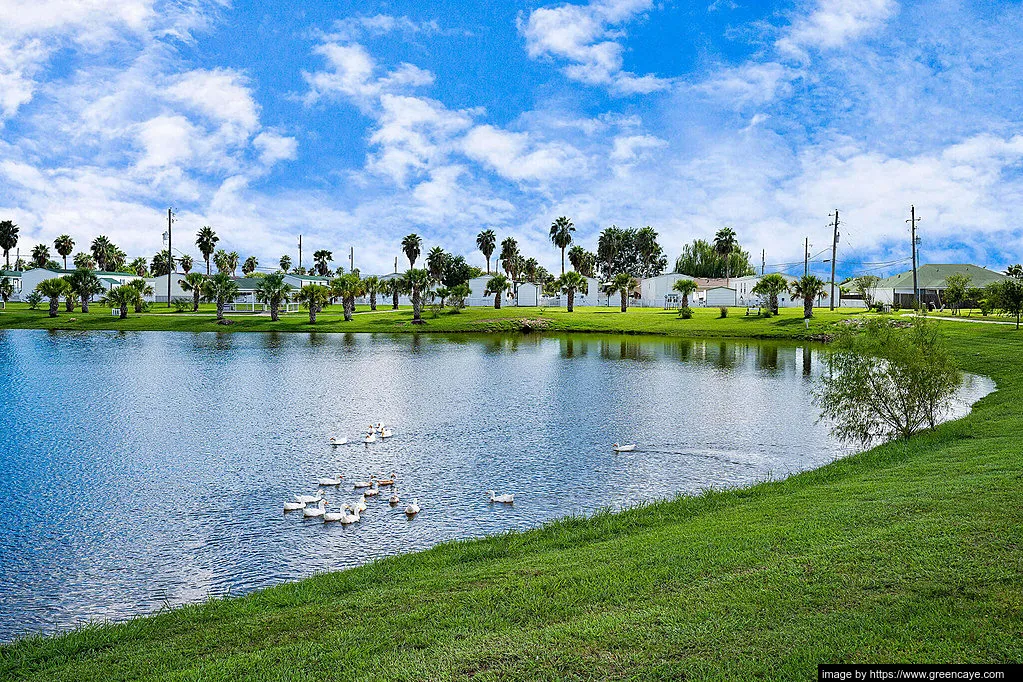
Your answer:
(323, 504), (346, 522)
(488, 490), (514, 504)
(363, 431), (377, 444)
(317, 474), (343, 486)
(294, 491), (324, 505)
(353, 477), (375, 489)
(283, 500), (306, 512)
(376, 473), (396, 486)
(353, 494), (367, 512)
(404, 498), (420, 516)
(380, 428), (393, 439)
(388, 492), (400, 505)
(364, 485), (380, 497)
(303, 499), (326, 518)
(340, 505), (361, 525)
(612, 442), (636, 452)
(329, 437), (347, 447)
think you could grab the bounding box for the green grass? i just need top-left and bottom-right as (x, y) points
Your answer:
(1, 316), (1021, 680)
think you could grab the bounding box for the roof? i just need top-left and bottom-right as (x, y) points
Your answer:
(287, 273), (330, 282)
(0, 270), (20, 277)
(21, 267), (134, 277)
(99, 277), (119, 285)
(232, 277), (263, 290)
(876, 264), (1007, 290)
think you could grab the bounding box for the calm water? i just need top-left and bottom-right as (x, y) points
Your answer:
(0, 330), (994, 642)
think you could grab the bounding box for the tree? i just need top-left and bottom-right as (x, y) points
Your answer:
(568, 245), (596, 278)
(196, 226), (219, 276)
(151, 251), (174, 277)
(0, 220), (18, 269)
(549, 216), (575, 275)
(363, 275), (380, 311)
(380, 277), (403, 310)
(401, 234), (422, 269)
(596, 226), (668, 280)
(295, 284), (328, 324)
(0, 276), (12, 304)
(485, 274), (510, 309)
(402, 268), (432, 323)
(791, 275), (827, 319)
(203, 272), (240, 322)
(713, 227), (739, 286)
(476, 229), (496, 274)
(426, 246), (447, 281)
(90, 236), (113, 271)
(65, 269), (103, 313)
(213, 249), (231, 274)
(852, 275), (881, 309)
(73, 252), (96, 270)
(129, 257), (149, 277)
(635, 226), (668, 278)
(606, 272), (637, 312)
(36, 277), (70, 317)
(279, 255), (292, 272)
(672, 278), (698, 308)
(1004, 264), (1023, 279)
(442, 255), (473, 288)
(54, 235), (74, 270)
(499, 237), (519, 278)
(751, 274), (788, 314)
(674, 238), (755, 279)
(126, 278), (153, 312)
(331, 273), (364, 322)
(447, 282), (470, 310)
(814, 319), (962, 444)
(242, 256), (258, 276)
(557, 270), (588, 312)
(227, 252), (239, 277)
(255, 272), (292, 321)
(31, 244), (50, 268)
(988, 278), (1023, 329)
(179, 272), (207, 312)
(101, 285), (141, 319)
(179, 255), (193, 274)
(943, 273), (971, 315)
(313, 250), (332, 277)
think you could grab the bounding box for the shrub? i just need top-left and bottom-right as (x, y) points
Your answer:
(677, 305), (693, 319)
(718, 306), (728, 318)
(26, 291), (43, 310)
(172, 298), (191, 312)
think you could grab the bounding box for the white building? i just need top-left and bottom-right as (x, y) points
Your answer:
(16, 267), (136, 302)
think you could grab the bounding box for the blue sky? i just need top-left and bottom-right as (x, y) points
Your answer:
(1, 0), (1021, 278)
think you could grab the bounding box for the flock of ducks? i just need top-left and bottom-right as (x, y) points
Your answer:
(284, 422), (514, 525)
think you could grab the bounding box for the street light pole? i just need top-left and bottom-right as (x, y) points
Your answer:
(166, 208), (173, 307)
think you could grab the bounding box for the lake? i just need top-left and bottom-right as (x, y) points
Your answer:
(0, 329), (994, 642)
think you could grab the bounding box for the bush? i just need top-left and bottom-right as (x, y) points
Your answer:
(172, 298), (191, 312)
(428, 303), (443, 318)
(677, 305), (693, 319)
(25, 291), (43, 310)
(718, 306), (728, 318)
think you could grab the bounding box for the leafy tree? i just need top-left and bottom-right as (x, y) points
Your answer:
(36, 277), (70, 317)
(672, 278), (698, 308)
(363, 275), (380, 311)
(0, 220), (18, 269)
(476, 230), (496, 274)
(255, 272), (292, 321)
(296, 284), (329, 324)
(179, 272), (207, 312)
(213, 249), (232, 274)
(402, 268), (432, 323)
(31, 244), (50, 268)
(54, 235), (74, 270)
(606, 272), (638, 312)
(988, 278), (1023, 329)
(151, 250), (174, 277)
(549, 216), (575, 275)
(331, 273), (365, 322)
(65, 269), (103, 313)
(401, 234), (422, 269)
(25, 290), (43, 309)
(943, 273), (971, 315)
(751, 273), (788, 314)
(101, 285), (141, 319)
(0, 276), (12, 304)
(196, 226), (219, 275)
(73, 252), (96, 270)
(1004, 264), (1023, 279)
(313, 250), (332, 276)
(179, 254), (193, 274)
(279, 254), (292, 272)
(485, 274), (511, 309)
(499, 237), (519, 279)
(242, 256), (258, 275)
(126, 278), (153, 312)
(852, 275), (881, 309)
(674, 238), (755, 279)
(597, 226), (667, 280)
(447, 282), (470, 310)
(557, 270), (588, 312)
(790, 274), (828, 319)
(442, 255), (473, 288)
(433, 286), (450, 307)
(426, 246), (446, 281)
(814, 319), (962, 444)
(203, 272), (241, 322)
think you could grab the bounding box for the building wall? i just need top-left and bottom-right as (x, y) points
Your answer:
(705, 287), (737, 307)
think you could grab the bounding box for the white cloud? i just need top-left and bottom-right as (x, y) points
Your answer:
(253, 131), (298, 166)
(166, 69), (260, 135)
(778, 0), (898, 59)
(521, 0), (670, 95)
(461, 124), (585, 182)
(609, 134), (666, 163)
(695, 62), (796, 106)
(327, 14), (443, 41)
(303, 42), (434, 107)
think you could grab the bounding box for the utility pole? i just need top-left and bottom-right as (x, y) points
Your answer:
(298, 235), (303, 272)
(394, 256), (398, 274)
(829, 209), (840, 311)
(349, 246), (354, 273)
(804, 237), (810, 277)
(907, 205), (921, 309)
(166, 208), (172, 307)
(761, 249), (765, 276)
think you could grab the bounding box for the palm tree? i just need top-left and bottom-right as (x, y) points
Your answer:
(179, 255), (193, 274)
(279, 255), (292, 272)
(607, 272), (637, 313)
(790, 275), (828, 319)
(107, 245), (127, 272)
(255, 272), (292, 321)
(363, 275), (380, 311)
(213, 249), (231, 274)
(476, 230), (496, 274)
(426, 246), (446, 281)
(557, 270), (587, 312)
(126, 278), (153, 312)
(0, 276), (13, 305)
(311, 249), (332, 276)
(523, 258), (539, 282)
(672, 278), (698, 308)
(73, 252), (95, 270)
(66, 269), (103, 313)
(499, 237), (518, 278)
(196, 226), (219, 275)
(485, 274), (511, 309)
(151, 251), (173, 277)
(751, 273), (788, 314)
(0, 220), (18, 269)
(242, 256), (258, 275)
(401, 268), (431, 323)
(31, 244), (50, 268)
(401, 234), (422, 269)
(381, 277), (403, 310)
(179, 272), (207, 312)
(227, 252), (240, 277)
(713, 227), (738, 286)
(549, 216), (575, 275)
(36, 278), (70, 317)
(203, 273), (240, 322)
(331, 273), (365, 322)
(129, 257), (149, 277)
(297, 284), (329, 324)
(54, 235), (74, 270)
(102, 285), (141, 319)
(90, 236), (113, 271)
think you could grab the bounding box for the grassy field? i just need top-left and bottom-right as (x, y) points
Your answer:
(1, 314), (1021, 680)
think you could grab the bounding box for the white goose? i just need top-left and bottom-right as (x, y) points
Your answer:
(340, 505), (361, 525)
(317, 474), (343, 486)
(353, 478), (374, 489)
(388, 492), (400, 505)
(364, 485), (380, 497)
(323, 504), (346, 522)
(294, 491), (324, 505)
(488, 490), (514, 504)
(329, 437), (347, 447)
(353, 494), (367, 512)
(283, 500), (306, 512)
(376, 473), (396, 486)
(380, 428), (393, 439)
(303, 499), (326, 518)
(612, 442), (636, 452)
(404, 498), (420, 516)
(363, 431), (377, 444)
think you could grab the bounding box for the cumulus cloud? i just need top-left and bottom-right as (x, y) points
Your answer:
(778, 0), (898, 59)
(461, 124), (586, 182)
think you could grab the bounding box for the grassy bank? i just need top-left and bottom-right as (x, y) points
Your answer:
(1, 319), (1021, 680)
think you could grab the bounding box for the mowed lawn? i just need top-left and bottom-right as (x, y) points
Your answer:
(0, 316), (1021, 680)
